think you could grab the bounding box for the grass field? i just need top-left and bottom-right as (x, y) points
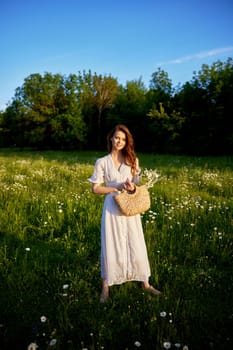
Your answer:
(0, 149), (232, 350)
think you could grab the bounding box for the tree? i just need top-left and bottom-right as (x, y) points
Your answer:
(147, 102), (185, 152)
(106, 78), (149, 149)
(51, 74), (87, 148)
(176, 58), (233, 154)
(76, 71), (119, 149)
(1, 72), (87, 148)
(197, 59), (233, 153)
(0, 99), (27, 147)
(149, 67), (173, 96)
(92, 74), (119, 147)
(92, 74), (118, 128)
(146, 68), (180, 152)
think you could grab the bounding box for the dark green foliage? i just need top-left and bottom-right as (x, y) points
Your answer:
(0, 59), (233, 154)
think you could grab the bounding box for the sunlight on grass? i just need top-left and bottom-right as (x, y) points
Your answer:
(0, 149), (232, 349)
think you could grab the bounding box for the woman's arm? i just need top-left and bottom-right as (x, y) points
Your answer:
(92, 183), (119, 195)
(132, 157), (140, 185)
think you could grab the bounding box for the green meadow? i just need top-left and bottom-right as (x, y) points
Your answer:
(0, 149), (232, 350)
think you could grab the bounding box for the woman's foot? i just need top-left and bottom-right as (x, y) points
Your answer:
(142, 283), (161, 296)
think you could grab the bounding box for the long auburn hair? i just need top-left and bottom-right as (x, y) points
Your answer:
(107, 124), (137, 176)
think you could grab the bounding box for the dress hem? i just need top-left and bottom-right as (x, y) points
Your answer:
(106, 277), (150, 287)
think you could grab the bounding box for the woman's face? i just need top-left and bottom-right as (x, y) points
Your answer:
(111, 130), (126, 151)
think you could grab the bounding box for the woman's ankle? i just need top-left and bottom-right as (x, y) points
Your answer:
(142, 281), (150, 288)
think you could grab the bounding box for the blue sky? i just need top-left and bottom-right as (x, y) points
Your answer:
(1, 0), (233, 110)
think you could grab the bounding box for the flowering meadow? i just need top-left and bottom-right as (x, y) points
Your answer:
(0, 149), (232, 350)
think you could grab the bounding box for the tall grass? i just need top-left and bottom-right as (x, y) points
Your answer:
(0, 149), (232, 350)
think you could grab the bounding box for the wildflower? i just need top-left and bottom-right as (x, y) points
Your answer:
(28, 343), (38, 350)
(160, 311), (167, 317)
(25, 247), (31, 251)
(134, 341), (141, 347)
(63, 284), (69, 289)
(40, 316), (47, 323)
(49, 339), (57, 346)
(175, 344), (181, 348)
(183, 346), (189, 350)
(141, 168), (160, 188)
(163, 342), (172, 349)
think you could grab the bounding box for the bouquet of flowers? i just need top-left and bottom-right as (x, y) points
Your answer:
(140, 168), (160, 188)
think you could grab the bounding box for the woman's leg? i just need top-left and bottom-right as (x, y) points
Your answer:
(100, 278), (109, 303)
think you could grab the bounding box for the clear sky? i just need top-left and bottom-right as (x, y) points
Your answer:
(1, 0), (233, 110)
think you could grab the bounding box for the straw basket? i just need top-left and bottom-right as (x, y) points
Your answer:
(114, 185), (150, 216)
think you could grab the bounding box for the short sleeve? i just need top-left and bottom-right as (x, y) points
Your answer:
(88, 158), (105, 184)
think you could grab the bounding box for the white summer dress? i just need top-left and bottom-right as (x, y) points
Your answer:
(89, 154), (151, 286)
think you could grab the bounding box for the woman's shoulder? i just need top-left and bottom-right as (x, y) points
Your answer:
(95, 154), (110, 165)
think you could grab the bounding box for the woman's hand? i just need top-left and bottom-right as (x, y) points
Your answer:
(123, 178), (136, 192)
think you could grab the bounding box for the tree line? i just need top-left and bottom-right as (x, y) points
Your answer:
(0, 58), (232, 155)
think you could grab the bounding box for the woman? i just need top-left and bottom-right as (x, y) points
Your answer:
(89, 125), (161, 302)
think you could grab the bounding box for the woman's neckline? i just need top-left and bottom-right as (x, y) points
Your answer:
(110, 152), (124, 172)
